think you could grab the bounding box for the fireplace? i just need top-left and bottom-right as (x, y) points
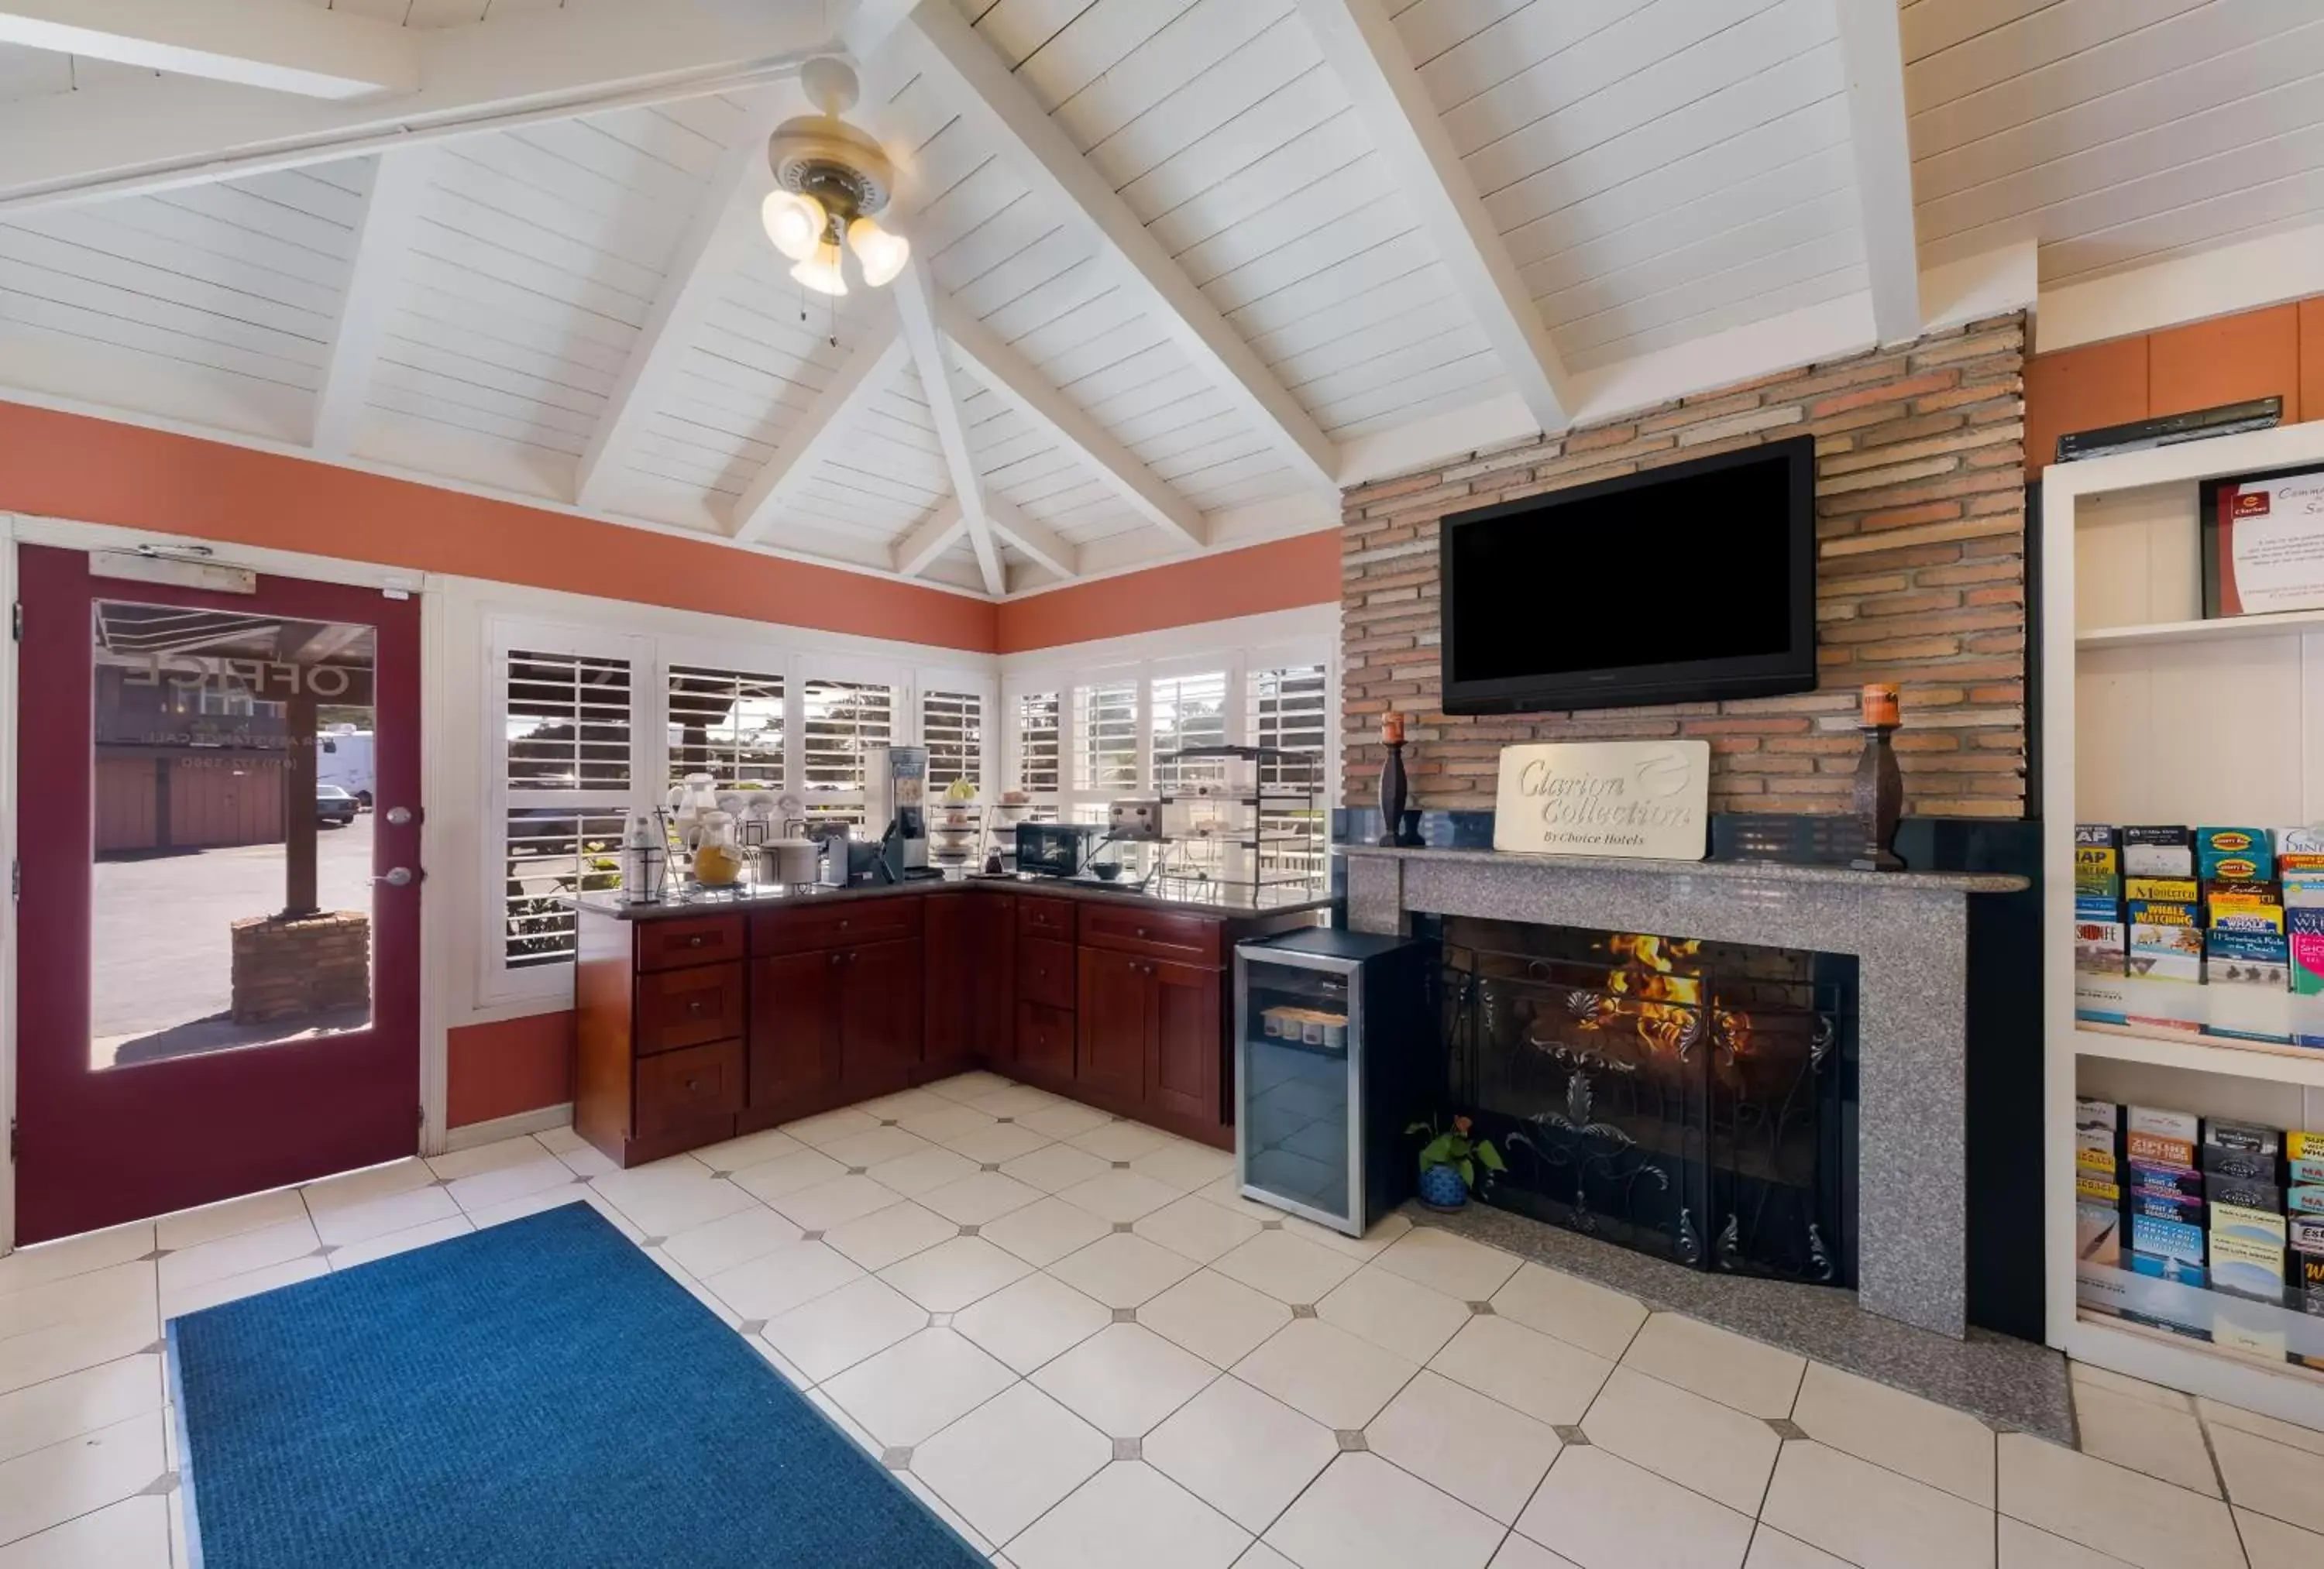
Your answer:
(1442, 917), (1858, 1287)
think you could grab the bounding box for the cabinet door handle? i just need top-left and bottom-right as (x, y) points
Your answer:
(830, 952), (844, 967)
(1136, 926), (1149, 938)
(686, 933), (705, 947)
(683, 1076), (704, 1092)
(686, 999), (706, 1015)
(838, 918), (850, 930)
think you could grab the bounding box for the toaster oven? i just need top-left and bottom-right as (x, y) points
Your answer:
(1016, 821), (1098, 877)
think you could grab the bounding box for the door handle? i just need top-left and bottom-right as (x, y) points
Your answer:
(384, 805), (415, 826)
(373, 866), (417, 887)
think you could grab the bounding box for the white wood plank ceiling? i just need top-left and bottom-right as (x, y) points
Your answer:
(0, 0), (2311, 598)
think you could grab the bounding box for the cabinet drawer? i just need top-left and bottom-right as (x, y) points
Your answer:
(1016, 936), (1075, 1011)
(1016, 894), (1074, 943)
(1016, 1002), (1074, 1080)
(634, 1039), (743, 1139)
(638, 962), (744, 1054)
(1077, 904), (1221, 965)
(752, 898), (922, 958)
(637, 915), (744, 972)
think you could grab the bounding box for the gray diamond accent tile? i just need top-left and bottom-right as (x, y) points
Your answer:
(996, 1117), (1015, 1124)
(1767, 1418), (1808, 1441)
(1111, 1307), (1139, 1324)
(801, 1231), (824, 1242)
(641, 1236), (667, 1248)
(881, 1119), (901, 1127)
(139, 1471), (179, 1497)
(930, 1312), (954, 1327)
(1553, 1426), (1590, 1446)
(1291, 1304), (1318, 1319)
(1113, 1437), (1141, 1461)
(313, 1245), (339, 1257)
(710, 1170), (733, 1179)
(1467, 1301), (1496, 1315)
(981, 1163), (1003, 1172)
(882, 1447), (913, 1471)
(1112, 1160), (1133, 1169)
(431, 1176), (454, 1187)
(1260, 1220), (1284, 1231)
(139, 1249), (169, 1262)
(1112, 1221), (1136, 1234)
(1335, 1431), (1367, 1452)
(139, 1341), (164, 1357)
(958, 1224), (982, 1238)
(847, 1166), (869, 1176)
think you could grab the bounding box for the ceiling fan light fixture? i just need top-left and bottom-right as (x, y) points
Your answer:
(761, 190), (827, 263)
(789, 239), (848, 297)
(847, 216), (909, 288)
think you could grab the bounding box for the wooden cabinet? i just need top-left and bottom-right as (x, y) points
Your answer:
(923, 894), (975, 1080)
(839, 938), (923, 1100)
(970, 891), (1016, 1066)
(747, 948), (843, 1124)
(575, 912), (748, 1166)
(1074, 949), (1223, 1122)
(1077, 946), (1153, 1102)
(1017, 1002), (1074, 1080)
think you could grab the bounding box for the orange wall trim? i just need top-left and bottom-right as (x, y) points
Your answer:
(447, 1011), (576, 1128)
(996, 530), (1340, 653)
(0, 402), (997, 652)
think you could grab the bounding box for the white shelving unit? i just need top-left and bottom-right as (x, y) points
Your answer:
(2043, 421), (2324, 1427)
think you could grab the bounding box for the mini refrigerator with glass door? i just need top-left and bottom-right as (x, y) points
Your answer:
(1234, 929), (1439, 1237)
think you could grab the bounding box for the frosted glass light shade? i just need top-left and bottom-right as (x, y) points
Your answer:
(789, 239), (848, 297)
(761, 190), (827, 263)
(847, 216), (910, 287)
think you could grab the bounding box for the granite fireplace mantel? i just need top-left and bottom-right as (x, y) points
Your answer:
(1339, 843), (2029, 1340)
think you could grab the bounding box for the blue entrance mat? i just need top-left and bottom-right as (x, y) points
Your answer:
(167, 1200), (986, 1569)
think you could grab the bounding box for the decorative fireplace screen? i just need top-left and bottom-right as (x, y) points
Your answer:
(1441, 917), (1857, 1287)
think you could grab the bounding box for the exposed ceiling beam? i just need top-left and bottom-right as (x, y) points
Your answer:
(1294, 0), (1571, 435)
(986, 496), (1077, 583)
(575, 88), (789, 511)
(937, 297), (1205, 549)
(841, 0), (920, 61)
(310, 146), (435, 455)
(0, 1), (834, 211)
(1833, 0), (1923, 345)
(727, 327), (909, 544)
(895, 259), (1006, 596)
(900, 0), (1339, 497)
(0, 0), (419, 100)
(889, 500), (967, 578)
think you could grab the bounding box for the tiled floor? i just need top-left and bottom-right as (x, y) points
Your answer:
(4, 1069), (2323, 1568)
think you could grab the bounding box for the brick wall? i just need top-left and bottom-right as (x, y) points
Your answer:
(1340, 314), (2028, 819)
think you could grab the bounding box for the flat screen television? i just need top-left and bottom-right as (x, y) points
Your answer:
(1439, 434), (1817, 715)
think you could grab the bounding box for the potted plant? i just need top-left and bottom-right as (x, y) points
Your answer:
(1408, 1114), (1504, 1211)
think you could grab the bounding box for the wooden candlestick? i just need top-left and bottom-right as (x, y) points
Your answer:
(1377, 711), (1411, 847)
(1850, 704), (1906, 873)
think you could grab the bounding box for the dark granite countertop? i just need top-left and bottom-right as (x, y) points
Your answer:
(1336, 843), (2028, 894)
(570, 873), (1332, 922)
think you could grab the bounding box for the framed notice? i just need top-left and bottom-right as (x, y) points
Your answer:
(2205, 469), (2324, 618)
(1491, 740), (1711, 861)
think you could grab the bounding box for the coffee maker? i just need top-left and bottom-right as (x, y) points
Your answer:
(865, 745), (930, 875)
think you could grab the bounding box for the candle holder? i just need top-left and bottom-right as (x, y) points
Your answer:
(1377, 737), (1410, 848)
(1850, 706), (1906, 873)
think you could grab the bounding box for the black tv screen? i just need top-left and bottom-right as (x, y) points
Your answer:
(1439, 434), (1817, 715)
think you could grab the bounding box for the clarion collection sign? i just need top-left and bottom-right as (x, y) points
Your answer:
(1490, 740), (1711, 861)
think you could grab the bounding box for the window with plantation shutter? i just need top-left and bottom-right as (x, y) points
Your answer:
(666, 664), (782, 791)
(1014, 691), (1061, 794)
(1149, 671), (1227, 792)
(505, 651), (631, 792)
(801, 676), (896, 829)
(500, 649), (634, 968)
(922, 688), (983, 793)
(1250, 664), (1329, 881)
(1074, 680), (1139, 794)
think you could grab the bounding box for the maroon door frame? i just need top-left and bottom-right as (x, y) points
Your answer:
(14, 545), (422, 1244)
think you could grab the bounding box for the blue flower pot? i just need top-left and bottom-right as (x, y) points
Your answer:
(1418, 1162), (1469, 1211)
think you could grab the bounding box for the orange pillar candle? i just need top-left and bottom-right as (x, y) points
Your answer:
(1860, 683), (1899, 729)
(1381, 712), (1406, 745)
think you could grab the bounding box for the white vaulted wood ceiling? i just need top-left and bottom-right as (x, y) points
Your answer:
(0, 0), (2313, 599)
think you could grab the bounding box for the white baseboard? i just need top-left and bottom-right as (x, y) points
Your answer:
(442, 1102), (572, 1152)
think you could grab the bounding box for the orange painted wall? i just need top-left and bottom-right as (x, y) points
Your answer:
(0, 401), (997, 651)
(994, 530), (1340, 653)
(446, 1012), (576, 1128)
(2026, 297), (2324, 475)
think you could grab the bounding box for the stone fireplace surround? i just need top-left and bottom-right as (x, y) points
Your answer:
(1342, 843), (2028, 1341)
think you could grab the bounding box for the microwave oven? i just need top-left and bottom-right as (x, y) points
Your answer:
(1016, 821), (1098, 877)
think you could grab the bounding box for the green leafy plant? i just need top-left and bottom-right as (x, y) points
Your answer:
(1406, 1114), (1505, 1192)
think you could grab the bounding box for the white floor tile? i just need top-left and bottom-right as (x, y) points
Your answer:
(964, 1083), (1062, 1118)
(1789, 1361), (1996, 1509)
(1016, 1101), (1115, 1142)
(684, 1126), (807, 1172)
(1238, 1545), (1304, 1569)
(152, 1188), (306, 1253)
(780, 1108), (885, 1147)
(823, 1200), (956, 1272)
(913, 1381), (1111, 1546)
(1000, 1144), (1114, 1196)
(1585, 1366), (1780, 1516)
(1067, 1121), (1174, 1164)
(1518, 1444), (1754, 1569)
(1135, 1196), (1264, 1265)
(1210, 1231), (1360, 1306)
(1282, 1209), (1413, 1262)
(1370, 1227), (1521, 1303)
(2240, 1506), (2324, 1569)
(0, 1310), (156, 1396)
(1620, 1313), (1804, 1420)
(822, 1125), (937, 1170)
(878, 1238), (1033, 1313)
(2210, 1420), (2324, 1533)
(1430, 1314), (1613, 1427)
(309, 1182), (464, 1247)
(700, 1239), (864, 1321)
(156, 1219), (319, 1298)
(901, 1471), (996, 1555)
(1054, 1170), (1184, 1225)
(1367, 1368), (1563, 1525)
(464, 1190), (634, 1239)
(730, 1148), (847, 1203)
(980, 1197), (1114, 1270)
(0, 1355), (162, 1465)
(1743, 1527), (1855, 1569)
(902, 1106), (1001, 1147)
(1129, 1142), (1235, 1193)
(818, 1327), (1017, 1447)
(2197, 1397), (2324, 1457)
(2070, 1362), (2190, 1414)
(0, 1225), (153, 1302)
(942, 1122), (1054, 1167)
(0, 1260), (155, 1341)
(1996, 1519), (2137, 1567)
(953, 1273), (1112, 1376)
(0, 1410), (166, 1547)
(1760, 1438), (1992, 1569)
(853, 1088), (954, 1121)
(1139, 1270), (1292, 1369)
(765, 1175), (904, 1234)
(658, 1204), (805, 1279)
(1315, 1266), (1472, 1364)
(923, 1072), (1013, 1104)
(1030, 1324), (1217, 1437)
(2072, 1376), (2218, 1497)
(1006, 1461), (1250, 1569)
(1264, 1451), (1505, 1569)
(1993, 1433), (2243, 1569)
(424, 1135), (543, 1183)
(866, 1146), (982, 1199)
(1046, 1234), (1199, 1310)
(761, 1275), (930, 1383)
(1233, 1318), (1418, 1431)
(919, 1172), (1044, 1227)
(0, 1493), (171, 1569)
(444, 1157), (580, 1217)
(327, 1216), (472, 1272)
(587, 1161), (758, 1238)
(1489, 1262), (1648, 1361)
(1145, 1375), (1337, 1533)
(1490, 1536), (1586, 1569)
(297, 1159), (433, 1219)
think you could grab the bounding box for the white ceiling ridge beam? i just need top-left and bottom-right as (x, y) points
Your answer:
(727, 327), (909, 544)
(1834, 0), (1923, 345)
(0, 2), (837, 211)
(1294, 0), (1571, 435)
(0, 0), (419, 100)
(936, 295), (1206, 549)
(889, 500), (967, 577)
(895, 258), (1006, 596)
(576, 86), (792, 511)
(985, 495), (1078, 582)
(310, 145), (436, 456)
(901, 1), (1339, 498)
(2037, 221), (2324, 355)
